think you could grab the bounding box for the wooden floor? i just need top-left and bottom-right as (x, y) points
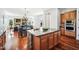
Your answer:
(5, 30), (28, 50)
(57, 35), (79, 50)
(5, 30), (79, 50)
(14, 32), (28, 50)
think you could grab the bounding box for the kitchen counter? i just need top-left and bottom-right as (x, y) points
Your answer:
(27, 28), (59, 36)
(27, 28), (60, 50)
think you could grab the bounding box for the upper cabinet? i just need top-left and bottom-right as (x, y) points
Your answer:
(61, 10), (76, 24)
(65, 13), (70, 20)
(69, 11), (76, 20)
(61, 13), (69, 24)
(61, 14), (66, 24)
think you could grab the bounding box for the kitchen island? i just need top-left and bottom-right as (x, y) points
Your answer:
(27, 28), (60, 50)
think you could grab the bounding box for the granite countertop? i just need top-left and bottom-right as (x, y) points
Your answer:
(27, 28), (59, 36)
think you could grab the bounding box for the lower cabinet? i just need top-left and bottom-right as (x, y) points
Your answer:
(41, 35), (48, 50)
(33, 31), (60, 50)
(48, 33), (54, 49)
(53, 32), (58, 46)
(33, 36), (40, 50)
(61, 27), (65, 35)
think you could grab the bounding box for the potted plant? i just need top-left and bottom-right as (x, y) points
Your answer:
(9, 19), (13, 29)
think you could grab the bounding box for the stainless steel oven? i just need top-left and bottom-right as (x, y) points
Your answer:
(65, 20), (75, 31)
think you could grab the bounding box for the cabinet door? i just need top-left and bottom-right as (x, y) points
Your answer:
(48, 33), (54, 49)
(69, 11), (76, 20)
(41, 35), (48, 50)
(58, 31), (61, 42)
(53, 32), (58, 46)
(61, 28), (65, 35)
(61, 14), (65, 24)
(65, 13), (69, 20)
(33, 36), (40, 50)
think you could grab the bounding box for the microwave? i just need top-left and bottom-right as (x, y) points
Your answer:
(65, 20), (75, 31)
(66, 20), (74, 24)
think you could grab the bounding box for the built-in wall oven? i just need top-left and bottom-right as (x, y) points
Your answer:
(65, 20), (75, 31)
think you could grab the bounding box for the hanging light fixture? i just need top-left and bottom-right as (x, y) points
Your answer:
(24, 8), (26, 17)
(23, 8), (28, 20)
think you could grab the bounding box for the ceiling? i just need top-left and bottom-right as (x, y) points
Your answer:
(58, 8), (77, 13)
(0, 8), (76, 16)
(0, 8), (48, 16)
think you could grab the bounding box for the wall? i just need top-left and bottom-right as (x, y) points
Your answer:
(0, 9), (16, 34)
(76, 9), (79, 40)
(4, 16), (14, 30)
(57, 9), (60, 29)
(26, 10), (44, 29)
(0, 8), (60, 32)
(43, 8), (59, 30)
(27, 8), (60, 30)
(59, 8), (76, 14)
(0, 9), (5, 35)
(50, 8), (59, 29)
(32, 15), (43, 29)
